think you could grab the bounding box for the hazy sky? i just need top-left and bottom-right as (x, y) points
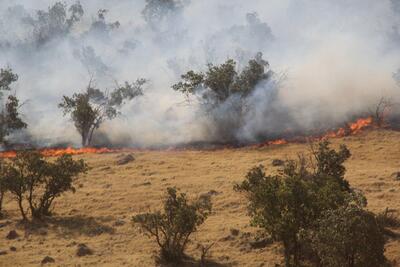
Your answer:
(0, 0), (399, 146)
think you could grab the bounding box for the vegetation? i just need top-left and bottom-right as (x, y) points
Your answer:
(132, 187), (212, 263)
(371, 97), (392, 127)
(3, 151), (87, 220)
(310, 204), (385, 267)
(172, 52), (272, 141)
(59, 78), (146, 146)
(235, 141), (386, 267)
(89, 9), (120, 35)
(26, 1), (84, 45)
(173, 52), (270, 107)
(0, 67), (27, 145)
(142, 0), (183, 30)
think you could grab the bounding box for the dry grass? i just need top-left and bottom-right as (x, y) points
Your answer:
(0, 129), (400, 266)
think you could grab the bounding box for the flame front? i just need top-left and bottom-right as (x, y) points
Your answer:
(0, 117), (375, 157)
(0, 147), (116, 158)
(257, 116), (374, 148)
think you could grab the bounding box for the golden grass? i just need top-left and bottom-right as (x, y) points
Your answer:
(0, 129), (399, 266)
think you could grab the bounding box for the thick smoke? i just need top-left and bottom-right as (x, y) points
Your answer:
(0, 0), (399, 147)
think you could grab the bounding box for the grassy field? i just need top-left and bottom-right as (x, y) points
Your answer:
(0, 129), (400, 266)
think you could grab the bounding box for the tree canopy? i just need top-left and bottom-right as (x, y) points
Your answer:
(173, 52), (271, 107)
(59, 79), (146, 146)
(142, 0), (184, 30)
(24, 1), (84, 46)
(0, 67), (27, 145)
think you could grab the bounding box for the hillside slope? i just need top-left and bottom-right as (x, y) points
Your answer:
(0, 129), (399, 266)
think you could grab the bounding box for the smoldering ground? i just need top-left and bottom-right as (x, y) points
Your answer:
(0, 0), (400, 147)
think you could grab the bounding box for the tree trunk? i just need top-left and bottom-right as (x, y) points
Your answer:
(87, 125), (97, 147)
(81, 130), (89, 147)
(293, 239), (300, 267)
(17, 196), (27, 221)
(283, 240), (292, 267)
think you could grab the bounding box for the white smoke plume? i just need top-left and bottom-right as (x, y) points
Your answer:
(0, 0), (399, 147)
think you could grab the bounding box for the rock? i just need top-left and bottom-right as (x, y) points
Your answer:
(200, 190), (221, 200)
(76, 243), (93, 257)
(41, 256), (55, 264)
(250, 238), (273, 249)
(219, 235), (235, 242)
(0, 250), (7, 255)
(0, 221), (11, 228)
(66, 241), (77, 247)
(6, 230), (19, 240)
(116, 154), (135, 165)
(9, 246), (16, 252)
(391, 172), (400, 181)
(230, 228), (240, 236)
(272, 159), (284, 166)
(100, 166), (111, 171)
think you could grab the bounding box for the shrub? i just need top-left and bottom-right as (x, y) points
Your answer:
(376, 208), (400, 228)
(235, 141), (372, 266)
(132, 187), (212, 263)
(3, 151), (87, 220)
(310, 205), (386, 267)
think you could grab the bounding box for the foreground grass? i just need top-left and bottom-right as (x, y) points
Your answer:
(0, 129), (399, 266)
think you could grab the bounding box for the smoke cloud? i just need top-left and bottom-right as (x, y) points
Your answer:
(0, 0), (399, 147)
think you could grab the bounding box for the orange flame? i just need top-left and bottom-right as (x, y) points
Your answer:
(257, 116), (374, 148)
(0, 117), (376, 156)
(0, 147), (116, 158)
(267, 139), (288, 145)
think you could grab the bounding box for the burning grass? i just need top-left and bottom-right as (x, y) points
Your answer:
(0, 116), (378, 158)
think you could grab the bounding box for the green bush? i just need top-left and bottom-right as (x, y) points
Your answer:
(234, 141), (383, 267)
(3, 151), (87, 220)
(310, 205), (386, 267)
(132, 187), (212, 263)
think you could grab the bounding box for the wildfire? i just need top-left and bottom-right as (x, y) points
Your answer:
(349, 117), (373, 133)
(257, 116), (374, 148)
(0, 147), (116, 158)
(0, 117), (376, 157)
(266, 139), (288, 145)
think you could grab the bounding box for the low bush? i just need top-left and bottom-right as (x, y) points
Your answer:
(132, 187), (212, 263)
(235, 141), (386, 267)
(310, 205), (386, 267)
(3, 151), (87, 220)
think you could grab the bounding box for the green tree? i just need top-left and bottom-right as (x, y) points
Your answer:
(173, 52), (271, 141)
(235, 141), (368, 266)
(310, 204), (385, 267)
(59, 79), (146, 147)
(132, 187), (212, 263)
(27, 1), (84, 45)
(0, 68), (27, 144)
(142, 0), (183, 31)
(89, 9), (120, 34)
(3, 151), (87, 220)
(173, 52), (270, 107)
